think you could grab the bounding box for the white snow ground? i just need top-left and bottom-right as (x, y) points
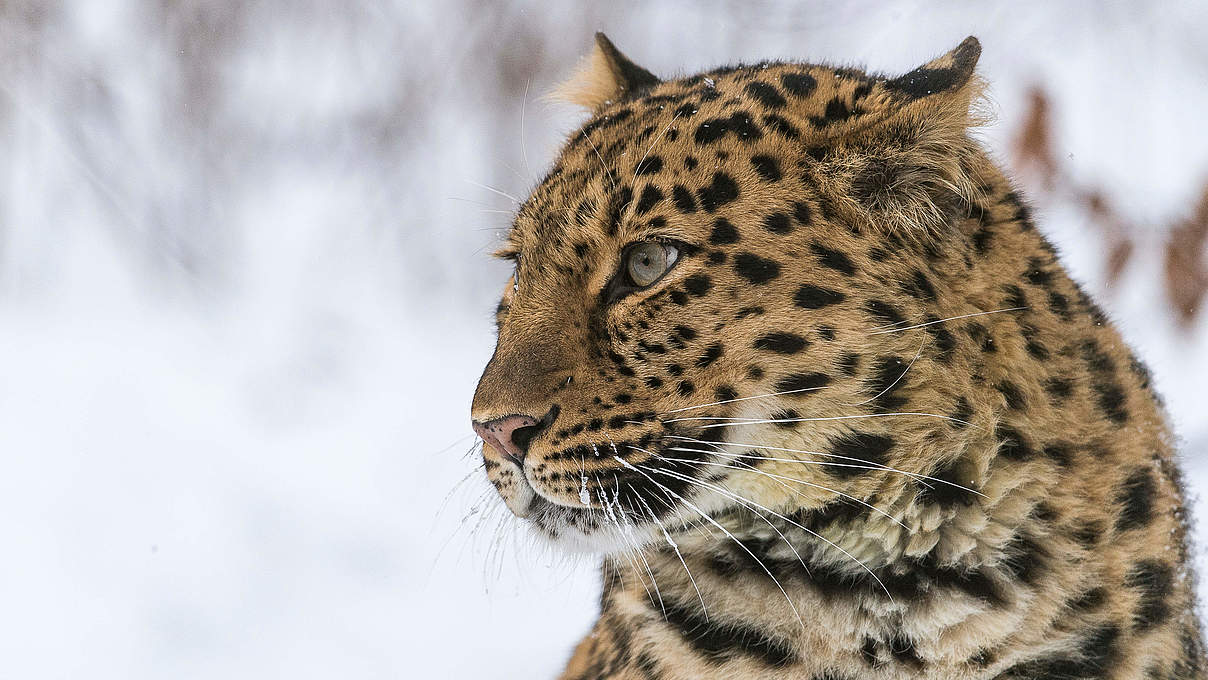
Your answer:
(1, 1), (1206, 678)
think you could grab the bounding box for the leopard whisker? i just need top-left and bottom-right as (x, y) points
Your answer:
(667, 411), (973, 428)
(598, 483), (659, 611)
(659, 449), (910, 530)
(662, 385), (831, 414)
(520, 77), (533, 180)
(615, 449), (806, 630)
(634, 492), (710, 619)
(867, 306), (1028, 335)
(580, 129), (616, 190)
(644, 463), (895, 606)
(848, 337), (926, 408)
(667, 435), (985, 498)
(623, 496), (667, 616)
(631, 109), (684, 185)
(463, 179), (520, 205)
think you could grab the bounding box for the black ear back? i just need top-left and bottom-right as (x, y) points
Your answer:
(886, 36), (981, 99)
(594, 32), (660, 98)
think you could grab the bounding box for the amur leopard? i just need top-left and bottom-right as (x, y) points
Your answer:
(469, 33), (1204, 680)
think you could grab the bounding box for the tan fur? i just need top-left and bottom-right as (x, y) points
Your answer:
(472, 36), (1205, 679)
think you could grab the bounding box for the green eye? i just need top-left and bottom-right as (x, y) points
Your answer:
(626, 242), (679, 288)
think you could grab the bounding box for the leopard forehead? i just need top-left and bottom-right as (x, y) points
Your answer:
(509, 60), (912, 268)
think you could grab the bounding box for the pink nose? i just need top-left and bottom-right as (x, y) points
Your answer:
(473, 414), (540, 467)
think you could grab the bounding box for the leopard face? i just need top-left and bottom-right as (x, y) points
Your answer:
(470, 36), (989, 554)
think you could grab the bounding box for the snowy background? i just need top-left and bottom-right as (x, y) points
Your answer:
(2, 1), (1207, 678)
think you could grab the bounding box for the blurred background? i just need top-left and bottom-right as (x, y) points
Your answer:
(1, 1), (1207, 677)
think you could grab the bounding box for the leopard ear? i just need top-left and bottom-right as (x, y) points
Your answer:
(826, 38), (988, 238)
(552, 33), (660, 111)
(884, 36), (981, 100)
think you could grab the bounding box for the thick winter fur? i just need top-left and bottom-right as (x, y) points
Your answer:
(470, 34), (1205, 679)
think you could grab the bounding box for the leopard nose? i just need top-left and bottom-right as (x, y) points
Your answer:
(472, 414), (543, 467)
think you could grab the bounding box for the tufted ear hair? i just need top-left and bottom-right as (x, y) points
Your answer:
(552, 32), (660, 112)
(824, 37), (988, 239)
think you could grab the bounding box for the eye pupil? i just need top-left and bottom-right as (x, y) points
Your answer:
(625, 241), (677, 289)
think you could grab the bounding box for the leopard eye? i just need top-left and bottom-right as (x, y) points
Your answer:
(625, 242), (679, 288)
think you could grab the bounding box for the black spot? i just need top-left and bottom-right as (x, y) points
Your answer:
(864, 300), (906, 327)
(667, 364), (684, 376)
(734, 253), (781, 284)
(998, 624), (1119, 680)
(995, 424), (1034, 461)
(745, 81), (786, 108)
(794, 284), (845, 309)
(825, 432), (894, 478)
(1025, 258), (1053, 286)
(838, 353), (860, 377)
(753, 332), (808, 354)
(658, 598), (795, 667)
(709, 218), (739, 245)
(707, 250), (727, 265)
(1126, 560), (1174, 632)
(736, 306), (763, 319)
(917, 458), (974, 507)
(1003, 284), (1028, 310)
(816, 325), (836, 341)
(693, 112), (763, 146)
(769, 409), (800, 428)
(792, 201), (811, 225)
(696, 342), (724, 368)
(810, 243), (857, 275)
(1093, 379), (1129, 424)
(644, 376), (663, 389)
(673, 325), (698, 341)
(773, 373), (832, 394)
(678, 380), (695, 396)
(715, 385), (738, 402)
(1115, 468), (1156, 532)
(1071, 519), (1104, 548)
(635, 185), (664, 215)
(683, 274), (712, 297)
(672, 185), (697, 213)
(1000, 532), (1047, 585)
(887, 634), (923, 668)
(780, 72), (817, 97)
(606, 186), (633, 235)
(750, 155), (781, 182)
(950, 397), (973, 426)
(1044, 376), (1074, 401)
(923, 318), (956, 362)
(906, 270), (937, 300)
(762, 212), (792, 234)
(1042, 442), (1073, 467)
(697, 172), (740, 212)
(669, 289), (689, 305)
(635, 155), (663, 176)
(811, 96), (858, 127)
(867, 356), (909, 413)
(761, 114), (800, 140)
(997, 380), (1027, 411)
(1068, 587), (1107, 613)
(746, 366), (764, 380)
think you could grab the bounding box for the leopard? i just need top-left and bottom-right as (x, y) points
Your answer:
(469, 33), (1205, 679)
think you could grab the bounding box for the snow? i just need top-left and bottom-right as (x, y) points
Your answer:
(0, 1), (1206, 678)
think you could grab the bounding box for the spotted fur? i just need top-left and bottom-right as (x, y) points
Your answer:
(470, 33), (1204, 679)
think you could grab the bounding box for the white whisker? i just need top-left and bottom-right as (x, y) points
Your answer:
(867, 307), (1027, 335)
(663, 386), (830, 414)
